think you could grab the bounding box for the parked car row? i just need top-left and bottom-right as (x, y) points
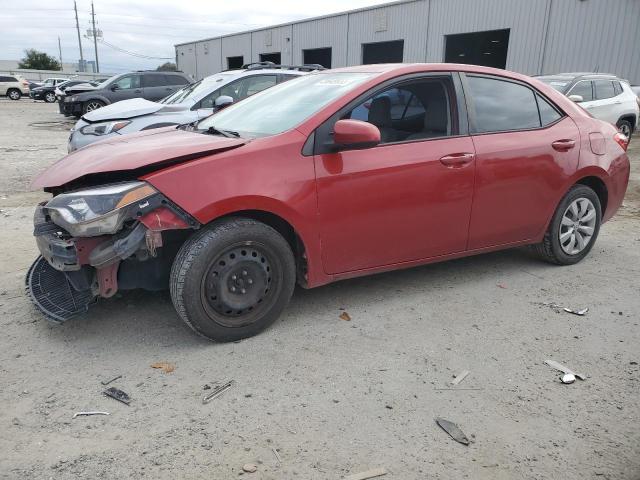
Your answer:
(27, 62), (631, 343)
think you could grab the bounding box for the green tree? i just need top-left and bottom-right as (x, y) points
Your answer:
(18, 49), (61, 70)
(156, 62), (177, 72)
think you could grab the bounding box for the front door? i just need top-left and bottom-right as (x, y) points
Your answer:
(109, 74), (143, 102)
(314, 75), (476, 274)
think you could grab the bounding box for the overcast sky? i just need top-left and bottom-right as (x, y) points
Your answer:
(1, 0), (391, 73)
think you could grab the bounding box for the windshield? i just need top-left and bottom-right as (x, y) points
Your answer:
(198, 72), (374, 137)
(537, 77), (573, 93)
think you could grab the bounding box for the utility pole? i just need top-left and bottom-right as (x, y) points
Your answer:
(91, 1), (99, 72)
(74, 0), (84, 71)
(58, 37), (63, 69)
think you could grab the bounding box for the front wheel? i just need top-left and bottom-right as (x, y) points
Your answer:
(44, 91), (56, 103)
(170, 218), (296, 342)
(83, 99), (105, 114)
(531, 185), (601, 265)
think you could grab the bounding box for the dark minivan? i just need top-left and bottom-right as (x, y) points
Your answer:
(63, 71), (192, 117)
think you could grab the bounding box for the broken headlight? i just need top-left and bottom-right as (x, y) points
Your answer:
(45, 181), (158, 236)
(80, 120), (131, 136)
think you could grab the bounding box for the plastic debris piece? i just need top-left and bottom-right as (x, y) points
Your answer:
(339, 312), (352, 321)
(344, 467), (387, 480)
(563, 307), (589, 316)
(544, 359), (587, 380)
(100, 375), (122, 386)
(451, 370), (470, 385)
(272, 447), (282, 463)
(103, 387), (131, 405)
(151, 362), (175, 373)
(561, 373), (576, 384)
(435, 417), (470, 445)
(202, 380), (234, 404)
(243, 464), (257, 473)
(73, 411), (110, 419)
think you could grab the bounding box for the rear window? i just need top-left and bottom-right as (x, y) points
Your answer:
(166, 74), (189, 85)
(613, 81), (623, 95)
(467, 76), (540, 133)
(594, 80), (615, 100)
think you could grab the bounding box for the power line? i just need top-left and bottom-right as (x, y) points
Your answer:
(97, 39), (173, 60)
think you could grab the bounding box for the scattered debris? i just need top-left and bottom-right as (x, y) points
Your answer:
(451, 370), (470, 385)
(344, 467), (387, 480)
(100, 375), (122, 386)
(151, 362), (175, 373)
(339, 312), (352, 321)
(73, 411), (110, 419)
(561, 373), (576, 384)
(242, 464), (257, 473)
(202, 380), (234, 404)
(103, 387), (131, 405)
(563, 307), (589, 316)
(435, 417), (470, 445)
(203, 384), (211, 390)
(544, 359), (587, 381)
(272, 447), (282, 464)
(496, 283), (507, 289)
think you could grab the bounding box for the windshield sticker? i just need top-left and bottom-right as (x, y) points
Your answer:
(550, 82), (568, 86)
(315, 77), (358, 86)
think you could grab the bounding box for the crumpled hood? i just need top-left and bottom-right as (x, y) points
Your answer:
(82, 98), (192, 122)
(32, 128), (247, 189)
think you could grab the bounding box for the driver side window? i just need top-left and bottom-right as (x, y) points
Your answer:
(345, 78), (453, 144)
(114, 75), (141, 90)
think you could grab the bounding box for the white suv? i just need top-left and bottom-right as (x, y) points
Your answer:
(68, 63), (322, 152)
(0, 74), (30, 100)
(537, 73), (639, 138)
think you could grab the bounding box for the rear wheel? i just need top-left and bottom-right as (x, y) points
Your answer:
(531, 185), (601, 265)
(83, 99), (105, 114)
(44, 91), (56, 103)
(170, 218), (296, 342)
(617, 119), (632, 141)
(7, 89), (21, 100)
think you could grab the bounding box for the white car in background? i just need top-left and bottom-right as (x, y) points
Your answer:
(68, 63), (322, 152)
(537, 72), (639, 139)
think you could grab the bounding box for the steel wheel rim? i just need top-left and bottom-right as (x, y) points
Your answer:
(559, 198), (596, 255)
(86, 102), (102, 111)
(45, 92), (55, 102)
(9, 91), (19, 99)
(200, 242), (279, 328)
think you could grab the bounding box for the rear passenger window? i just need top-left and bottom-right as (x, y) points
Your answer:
(467, 76), (540, 133)
(594, 80), (615, 100)
(144, 75), (167, 87)
(536, 94), (562, 126)
(166, 74), (189, 85)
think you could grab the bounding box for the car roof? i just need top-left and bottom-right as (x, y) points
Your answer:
(537, 72), (618, 81)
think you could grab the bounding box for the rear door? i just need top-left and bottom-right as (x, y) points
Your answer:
(589, 79), (620, 124)
(314, 73), (476, 273)
(463, 74), (581, 249)
(142, 74), (171, 101)
(0, 76), (12, 95)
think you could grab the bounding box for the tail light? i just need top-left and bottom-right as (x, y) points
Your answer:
(613, 132), (629, 151)
(21, 80), (29, 86)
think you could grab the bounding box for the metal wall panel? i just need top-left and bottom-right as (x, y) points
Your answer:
(221, 32), (252, 71)
(542, 0), (640, 83)
(292, 15), (349, 67)
(346, 1), (429, 65)
(250, 25), (294, 64)
(176, 44), (197, 79)
(195, 38), (222, 79)
(427, 0), (550, 75)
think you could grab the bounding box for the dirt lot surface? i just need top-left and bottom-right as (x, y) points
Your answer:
(0, 98), (639, 480)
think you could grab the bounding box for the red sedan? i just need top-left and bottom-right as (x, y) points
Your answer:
(29, 63), (630, 341)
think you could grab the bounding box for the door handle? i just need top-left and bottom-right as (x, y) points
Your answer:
(134, 89), (142, 93)
(165, 87), (173, 90)
(439, 152), (475, 167)
(551, 139), (576, 151)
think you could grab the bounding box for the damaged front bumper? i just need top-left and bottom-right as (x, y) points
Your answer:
(28, 195), (198, 322)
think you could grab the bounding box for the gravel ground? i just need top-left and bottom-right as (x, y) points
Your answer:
(0, 98), (639, 480)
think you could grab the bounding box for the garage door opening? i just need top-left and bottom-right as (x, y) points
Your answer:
(227, 56), (244, 70)
(303, 47), (332, 68)
(362, 40), (404, 65)
(444, 29), (510, 69)
(260, 52), (281, 64)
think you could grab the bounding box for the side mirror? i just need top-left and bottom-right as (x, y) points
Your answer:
(567, 94), (583, 103)
(333, 119), (380, 150)
(110, 84), (119, 91)
(214, 95), (234, 109)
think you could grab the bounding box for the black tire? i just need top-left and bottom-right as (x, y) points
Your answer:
(7, 88), (21, 100)
(531, 185), (602, 265)
(83, 99), (105, 114)
(170, 217), (296, 342)
(44, 91), (56, 103)
(617, 119), (633, 142)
